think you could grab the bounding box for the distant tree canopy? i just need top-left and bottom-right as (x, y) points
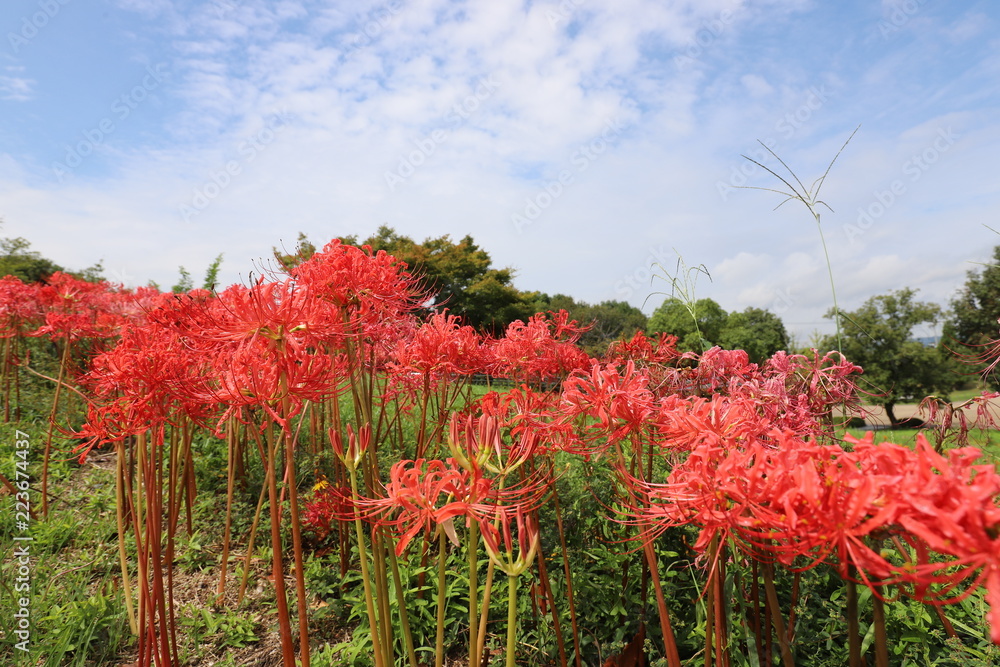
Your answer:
(274, 227), (651, 344)
(646, 297), (788, 363)
(647, 297), (727, 354)
(534, 294), (648, 356)
(943, 245), (1000, 386)
(823, 288), (956, 425)
(720, 307), (790, 364)
(0, 234), (103, 283)
(277, 226), (539, 333)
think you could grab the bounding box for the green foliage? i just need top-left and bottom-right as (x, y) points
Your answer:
(0, 424), (128, 665)
(823, 288), (956, 424)
(361, 225), (537, 333)
(178, 605), (259, 650)
(287, 226), (539, 333)
(272, 231), (318, 271)
(171, 265), (194, 293)
(35, 584), (129, 667)
(0, 236), (65, 283)
(647, 297), (728, 353)
(719, 306), (790, 363)
(0, 231), (104, 283)
(944, 245), (1000, 386)
(175, 531), (214, 573)
(648, 297), (789, 361)
(535, 294), (648, 355)
(202, 252), (224, 290)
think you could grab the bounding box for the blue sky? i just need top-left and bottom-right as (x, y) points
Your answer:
(1, 0), (998, 343)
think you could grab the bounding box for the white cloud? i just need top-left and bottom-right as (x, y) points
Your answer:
(1, 0), (998, 347)
(0, 72), (34, 102)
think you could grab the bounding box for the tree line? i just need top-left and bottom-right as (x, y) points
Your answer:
(4, 223), (1000, 422)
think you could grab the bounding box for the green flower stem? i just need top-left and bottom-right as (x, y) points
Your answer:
(387, 540), (418, 667)
(348, 464), (385, 667)
(477, 558), (497, 658)
(468, 518), (481, 667)
(435, 529), (448, 667)
(506, 574), (518, 667)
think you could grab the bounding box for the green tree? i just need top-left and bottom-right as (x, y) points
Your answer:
(368, 226), (534, 332)
(0, 235), (103, 283)
(647, 297), (727, 353)
(823, 288), (954, 426)
(172, 267), (194, 293)
(534, 294), (648, 356)
(577, 300), (648, 356)
(0, 237), (64, 282)
(291, 226), (537, 333)
(943, 246), (1000, 386)
(719, 307), (789, 364)
(202, 254), (224, 291)
(272, 232), (317, 271)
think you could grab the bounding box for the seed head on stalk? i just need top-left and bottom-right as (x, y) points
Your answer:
(737, 124), (860, 354)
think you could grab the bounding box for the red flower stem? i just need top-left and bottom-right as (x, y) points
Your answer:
(264, 423), (297, 667)
(846, 576), (861, 667)
(534, 533), (567, 666)
(751, 559), (763, 663)
(705, 539), (716, 667)
(714, 547), (729, 667)
(786, 570), (800, 646)
(551, 476), (583, 667)
(872, 586), (889, 667)
(115, 439), (138, 635)
(41, 337), (71, 518)
(237, 475), (268, 606)
(371, 523), (394, 662)
(477, 559), (496, 660)
(642, 540), (682, 667)
(762, 561), (795, 667)
(282, 421), (311, 667)
(218, 417), (237, 599)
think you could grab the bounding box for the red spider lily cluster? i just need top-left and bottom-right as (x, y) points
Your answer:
(5, 239), (1000, 666)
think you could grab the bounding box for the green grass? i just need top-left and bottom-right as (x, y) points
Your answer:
(842, 426), (1000, 462)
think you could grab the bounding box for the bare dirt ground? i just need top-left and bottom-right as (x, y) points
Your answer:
(850, 395), (1000, 429)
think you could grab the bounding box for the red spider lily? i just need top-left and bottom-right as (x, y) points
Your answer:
(30, 272), (124, 341)
(354, 457), (496, 555)
(448, 414), (540, 476)
(731, 436), (897, 580)
(764, 349), (863, 418)
(488, 310), (593, 383)
(330, 423), (371, 471)
(197, 280), (345, 351)
(650, 394), (772, 453)
(75, 319), (223, 459)
(0, 276), (42, 338)
(473, 386), (574, 456)
(562, 360), (655, 451)
(691, 347), (758, 394)
(179, 280), (346, 427)
(604, 330), (681, 366)
(301, 483), (355, 539)
(854, 434), (1000, 641)
(479, 505), (540, 577)
(290, 239), (424, 331)
(390, 311), (486, 379)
